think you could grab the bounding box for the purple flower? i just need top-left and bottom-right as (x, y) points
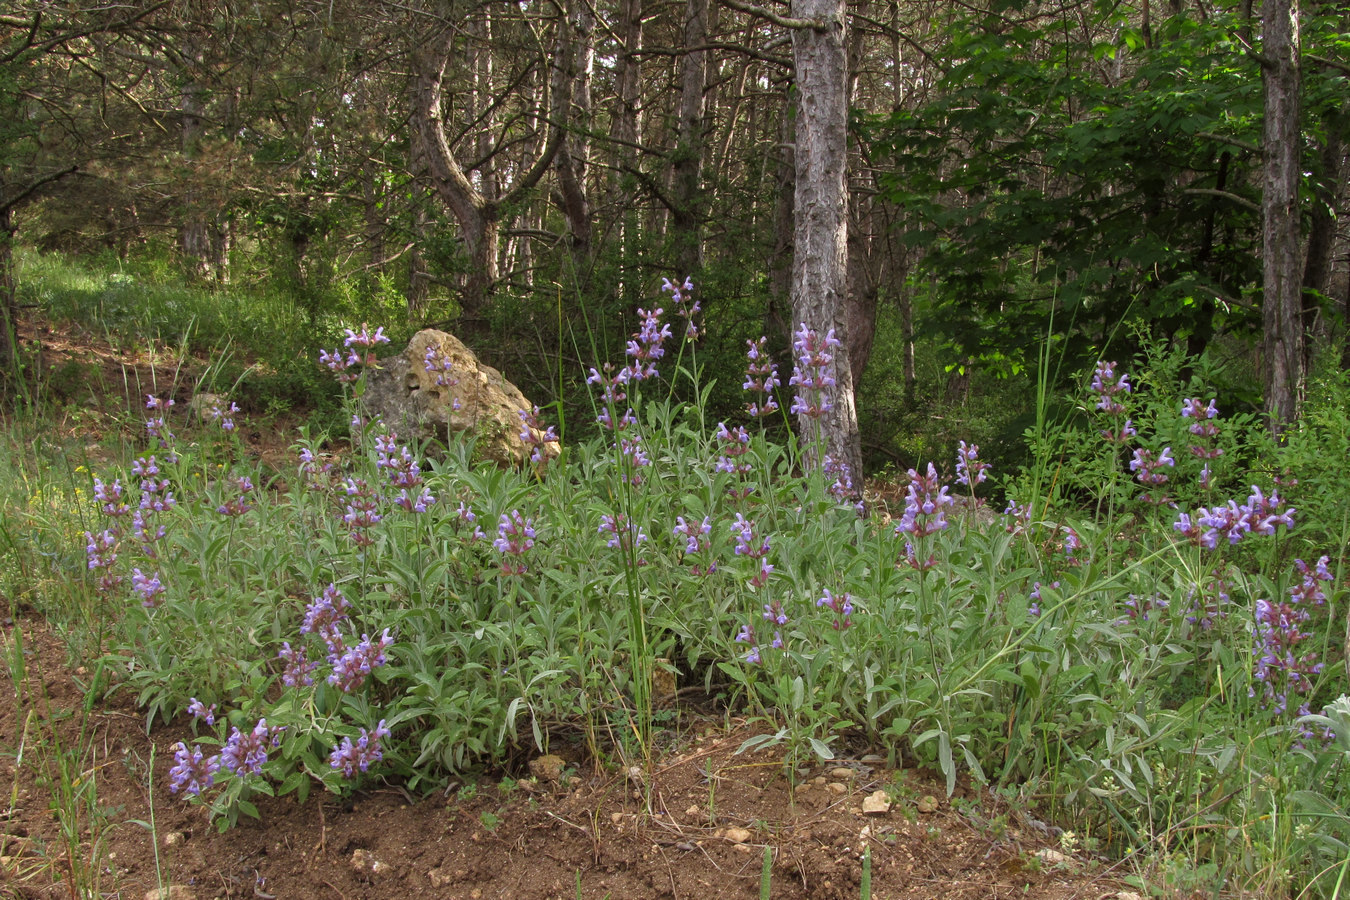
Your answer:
(673, 516), (712, 555)
(599, 513), (648, 551)
(624, 307), (672, 381)
(1181, 398), (1220, 438)
(762, 600), (788, 627)
(329, 720), (392, 779)
(340, 478), (382, 545)
(220, 719), (277, 777)
(662, 276), (701, 339)
(343, 323), (390, 350)
(518, 406), (559, 466)
(145, 396), (176, 441)
(207, 399), (241, 432)
(822, 455), (863, 513)
(715, 421), (751, 475)
(619, 435), (650, 484)
(85, 529), (118, 571)
(788, 324), (840, 420)
(319, 347), (362, 383)
(422, 346), (464, 408)
(395, 487), (436, 513)
(954, 441), (989, 487)
(278, 641), (317, 688)
(131, 568), (165, 607)
(186, 697), (216, 726)
(495, 511), (537, 575)
(93, 477), (128, 517)
(216, 475), (256, 517)
(1130, 447), (1175, 486)
(328, 629), (395, 693)
(168, 742), (219, 796)
(375, 431), (423, 489)
(1250, 558), (1330, 715)
(301, 584), (351, 635)
(894, 463), (952, 537)
(1090, 361), (1130, 415)
(730, 513), (770, 560)
(814, 588), (855, 631)
(744, 337), (780, 417)
(587, 363), (630, 411)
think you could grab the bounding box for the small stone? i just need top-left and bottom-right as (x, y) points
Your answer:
(163, 832), (186, 848)
(610, 812), (624, 825)
(862, 790), (892, 815)
(796, 783), (811, 793)
(732, 843), (753, 854)
(811, 776), (827, 785)
(826, 782), (847, 796)
(916, 795), (939, 814)
(351, 848), (390, 879)
(829, 767), (855, 780)
(528, 754), (566, 783)
(1109, 894), (1144, 900)
(686, 805), (700, 817)
(626, 765), (645, 784)
(722, 827), (753, 844)
(143, 888), (194, 900)
(1036, 848), (1076, 868)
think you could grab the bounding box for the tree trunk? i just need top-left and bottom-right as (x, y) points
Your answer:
(672, 0), (709, 280)
(412, 21), (564, 323)
(1304, 103), (1346, 353)
(553, 0), (595, 271)
(0, 207), (16, 384)
(791, 0), (860, 475)
(1261, 0), (1303, 430)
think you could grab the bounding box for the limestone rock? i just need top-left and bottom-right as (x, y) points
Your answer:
(360, 329), (560, 467)
(351, 848), (390, 879)
(143, 888), (194, 900)
(862, 790), (892, 815)
(528, 754), (567, 783)
(722, 827), (753, 844)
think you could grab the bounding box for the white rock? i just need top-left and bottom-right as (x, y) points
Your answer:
(722, 827), (753, 844)
(861, 790), (892, 815)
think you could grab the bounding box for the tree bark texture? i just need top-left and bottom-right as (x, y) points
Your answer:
(1261, 0), (1302, 430)
(672, 0), (709, 280)
(791, 0), (861, 476)
(553, 0), (595, 266)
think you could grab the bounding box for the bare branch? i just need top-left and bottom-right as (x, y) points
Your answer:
(720, 0), (827, 33)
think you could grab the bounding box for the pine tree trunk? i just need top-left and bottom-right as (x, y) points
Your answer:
(1261, 0), (1303, 430)
(791, 0), (860, 476)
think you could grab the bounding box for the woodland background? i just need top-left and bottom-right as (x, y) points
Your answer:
(3, 0), (1348, 467)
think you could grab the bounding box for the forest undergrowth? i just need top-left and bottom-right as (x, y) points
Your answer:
(3, 259), (1350, 899)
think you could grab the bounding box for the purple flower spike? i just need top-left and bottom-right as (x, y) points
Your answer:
(788, 324), (839, 420)
(168, 742), (220, 796)
(221, 719), (275, 777)
(330, 720), (392, 779)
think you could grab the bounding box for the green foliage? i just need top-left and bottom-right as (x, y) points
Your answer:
(5, 297), (1350, 894)
(870, 5), (1347, 378)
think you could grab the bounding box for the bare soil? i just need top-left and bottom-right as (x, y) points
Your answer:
(1, 615), (1144, 900)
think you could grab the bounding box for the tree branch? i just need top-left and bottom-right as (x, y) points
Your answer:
(720, 0), (827, 33)
(1196, 131), (1261, 154)
(1182, 188), (1260, 212)
(1, 165), (79, 216)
